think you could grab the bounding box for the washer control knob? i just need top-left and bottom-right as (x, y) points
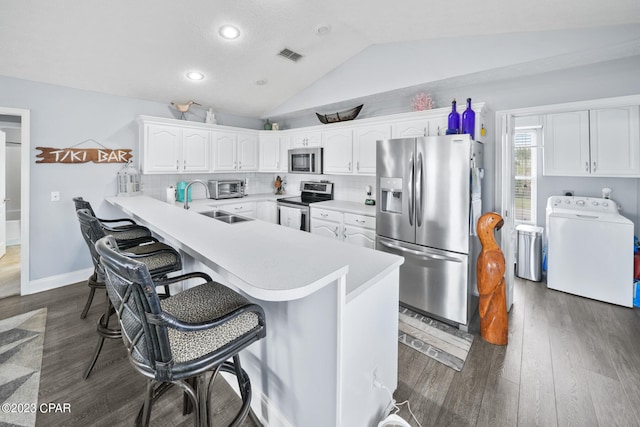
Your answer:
(577, 200), (585, 206)
(565, 199), (571, 204)
(592, 201), (599, 206)
(602, 202), (609, 207)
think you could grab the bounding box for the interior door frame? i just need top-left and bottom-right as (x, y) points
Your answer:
(0, 107), (30, 296)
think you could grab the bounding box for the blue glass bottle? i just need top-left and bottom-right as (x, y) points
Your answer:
(447, 99), (460, 135)
(462, 98), (476, 139)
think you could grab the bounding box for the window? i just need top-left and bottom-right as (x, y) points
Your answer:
(514, 128), (539, 224)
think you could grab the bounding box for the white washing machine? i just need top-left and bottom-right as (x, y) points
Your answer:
(546, 196), (633, 307)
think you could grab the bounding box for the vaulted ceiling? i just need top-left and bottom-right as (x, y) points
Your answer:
(1, 0), (639, 119)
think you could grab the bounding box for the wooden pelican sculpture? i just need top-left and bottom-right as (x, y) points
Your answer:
(476, 212), (508, 345)
(170, 100), (201, 120)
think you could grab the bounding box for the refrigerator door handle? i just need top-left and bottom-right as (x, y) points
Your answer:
(416, 152), (423, 227)
(379, 241), (462, 263)
(408, 153), (414, 226)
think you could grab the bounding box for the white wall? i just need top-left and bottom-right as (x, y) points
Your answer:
(0, 75), (261, 289)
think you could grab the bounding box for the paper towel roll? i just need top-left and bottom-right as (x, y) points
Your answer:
(166, 187), (175, 204)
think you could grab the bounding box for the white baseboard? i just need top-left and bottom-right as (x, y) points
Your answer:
(220, 372), (293, 427)
(25, 267), (93, 295)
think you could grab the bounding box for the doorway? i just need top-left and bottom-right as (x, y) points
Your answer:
(0, 107), (30, 297)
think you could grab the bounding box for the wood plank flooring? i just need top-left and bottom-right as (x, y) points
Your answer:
(1, 277), (639, 426)
(0, 245), (20, 299)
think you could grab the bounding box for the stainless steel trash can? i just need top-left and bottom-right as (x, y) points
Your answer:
(516, 225), (543, 281)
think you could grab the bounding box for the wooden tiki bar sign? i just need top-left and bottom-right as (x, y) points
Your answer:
(36, 147), (132, 164)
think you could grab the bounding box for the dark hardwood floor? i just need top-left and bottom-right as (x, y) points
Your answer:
(1, 277), (639, 426)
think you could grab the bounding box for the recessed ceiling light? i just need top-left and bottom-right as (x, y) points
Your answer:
(315, 24), (331, 36)
(256, 79), (268, 86)
(219, 25), (240, 40)
(186, 71), (205, 81)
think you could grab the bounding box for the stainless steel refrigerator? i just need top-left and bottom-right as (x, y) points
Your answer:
(376, 135), (483, 328)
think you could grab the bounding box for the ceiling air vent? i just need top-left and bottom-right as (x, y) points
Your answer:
(278, 48), (303, 62)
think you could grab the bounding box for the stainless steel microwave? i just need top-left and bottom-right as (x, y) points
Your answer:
(288, 147), (323, 174)
(207, 180), (245, 199)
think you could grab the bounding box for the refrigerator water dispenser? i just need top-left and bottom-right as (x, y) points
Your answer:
(380, 177), (403, 213)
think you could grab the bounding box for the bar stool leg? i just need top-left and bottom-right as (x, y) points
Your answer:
(83, 293), (121, 379)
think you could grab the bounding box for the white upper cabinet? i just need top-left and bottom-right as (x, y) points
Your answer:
(392, 116), (448, 138)
(181, 128), (211, 172)
(543, 111), (591, 176)
(259, 133), (287, 172)
(212, 130), (258, 172)
(237, 132), (258, 171)
(142, 123), (210, 174)
(291, 131), (322, 148)
(212, 131), (237, 171)
(543, 106), (640, 177)
(353, 124), (391, 175)
(589, 106), (640, 176)
(323, 129), (354, 174)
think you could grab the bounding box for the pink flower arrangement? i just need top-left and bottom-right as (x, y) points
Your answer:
(411, 92), (434, 111)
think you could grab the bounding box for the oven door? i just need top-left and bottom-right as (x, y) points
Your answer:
(278, 203), (310, 232)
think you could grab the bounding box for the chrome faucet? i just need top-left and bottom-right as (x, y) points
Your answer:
(183, 179), (210, 209)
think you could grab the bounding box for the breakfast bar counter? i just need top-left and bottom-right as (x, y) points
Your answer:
(106, 195), (403, 427)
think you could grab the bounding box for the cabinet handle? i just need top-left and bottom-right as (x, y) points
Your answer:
(593, 161), (596, 172)
(348, 162), (352, 171)
(357, 161), (360, 172)
(355, 219), (365, 224)
(424, 126), (428, 137)
(585, 161), (589, 172)
(321, 213), (328, 217)
(176, 160), (179, 170)
(343, 228), (347, 240)
(334, 226), (339, 238)
(276, 161), (279, 169)
(239, 161), (242, 170)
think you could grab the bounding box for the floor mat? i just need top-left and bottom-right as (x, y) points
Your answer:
(0, 308), (47, 427)
(398, 306), (473, 371)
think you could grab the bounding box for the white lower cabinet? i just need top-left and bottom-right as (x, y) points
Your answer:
(256, 201), (278, 224)
(311, 206), (376, 249)
(219, 201), (257, 218)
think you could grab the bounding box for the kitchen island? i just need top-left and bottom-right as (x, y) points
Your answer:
(106, 195), (403, 427)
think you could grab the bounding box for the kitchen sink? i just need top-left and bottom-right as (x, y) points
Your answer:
(199, 210), (252, 224)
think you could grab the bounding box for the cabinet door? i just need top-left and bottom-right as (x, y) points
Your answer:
(144, 124), (181, 173)
(354, 124), (391, 175)
(259, 134), (281, 172)
(257, 201), (278, 224)
(311, 218), (342, 241)
(291, 132), (322, 148)
(237, 132), (259, 171)
(222, 201), (257, 218)
(543, 111), (590, 176)
(323, 129), (353, 174)
(344, 226), (376, 249)
(213, 131), (237, 171)
(392, 120), (428, 138)
(182, 128), (210, 172)
(589, 106), (640, 177)
(428, 116), (448, 137)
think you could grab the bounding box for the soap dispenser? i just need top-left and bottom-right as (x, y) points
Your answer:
(365, 185), (376, 206)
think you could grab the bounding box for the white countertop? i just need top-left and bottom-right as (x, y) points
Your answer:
(311, 200), (377, 217)
(107, 195), (402, 302)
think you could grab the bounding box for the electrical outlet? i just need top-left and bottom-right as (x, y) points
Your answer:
(372, 367), (380, 389)
(51, 191), (60, 202)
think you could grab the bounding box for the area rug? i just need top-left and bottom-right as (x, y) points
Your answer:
(0, 308), (47, 427)
(398, 306), (473, 372)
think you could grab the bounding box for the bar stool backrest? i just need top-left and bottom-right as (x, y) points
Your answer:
(95, 236), (172, 377)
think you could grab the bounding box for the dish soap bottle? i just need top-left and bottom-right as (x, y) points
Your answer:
(447, 99), (460, 135)
(461, 98), (476, 139)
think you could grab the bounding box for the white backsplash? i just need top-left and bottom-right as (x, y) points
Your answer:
(142, 172), (377, 204)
